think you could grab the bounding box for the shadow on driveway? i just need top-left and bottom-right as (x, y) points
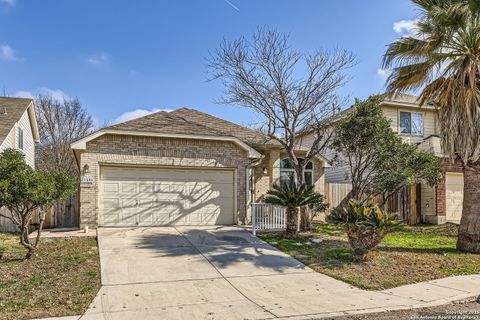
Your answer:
(134, 226), (310, 276)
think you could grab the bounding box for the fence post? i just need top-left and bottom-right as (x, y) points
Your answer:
(296, 207), (301, 233)
(252, 204), (256, 236)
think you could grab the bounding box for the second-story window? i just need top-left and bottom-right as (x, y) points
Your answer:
(400, 111), (423, 135)
(17, 127), (24, 150)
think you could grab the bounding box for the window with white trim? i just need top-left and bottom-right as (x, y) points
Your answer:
(17, 127), (24, 150)
(400, 111), (424, 135)
(280, 158), (313, 185)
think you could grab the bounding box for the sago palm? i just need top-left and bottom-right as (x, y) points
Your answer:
(383, 0), (480, 253)
(264, 181), (324, 238)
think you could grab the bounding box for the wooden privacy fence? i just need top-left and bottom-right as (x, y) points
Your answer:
(0, 193), (80, 232)
(324, 183), (421, 225)
(325, 183), (352, 209)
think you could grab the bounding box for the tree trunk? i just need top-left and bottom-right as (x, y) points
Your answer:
(34, 208), (46, 247)
(299, 206), (311, 231)
(19, 223), (35, 259)
(457, 166), (480, 253)
(285, 207), (299, 238)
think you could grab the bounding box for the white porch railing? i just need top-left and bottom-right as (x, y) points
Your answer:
(251, 203), (293, 235)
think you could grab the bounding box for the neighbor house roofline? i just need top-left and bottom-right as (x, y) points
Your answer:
(70, 129), (263, 159)
(298, 93), (437, 137)
(27, 101), (41, 143)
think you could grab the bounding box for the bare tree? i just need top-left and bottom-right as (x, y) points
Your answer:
(207, 28), (355, 185)
(35, 94), (95, 177)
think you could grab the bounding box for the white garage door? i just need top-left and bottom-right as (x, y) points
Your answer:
(99, 166), (235, 226)
(446, 172), (464, 223)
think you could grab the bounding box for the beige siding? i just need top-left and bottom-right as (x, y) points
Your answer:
(17, 110), (35, 168)
(0, 110), (35, 168)
(322, 145), (351, 184)
(381, 105), (438, 144)
(420, 183), (436, 220)
(300, 103), (440, 184)
(0, 127), (14, 152)
(297, 129), (350, 184)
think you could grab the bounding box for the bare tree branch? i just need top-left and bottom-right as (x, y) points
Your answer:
(35, 94), (95, 177)
(207, 27), (355, 184)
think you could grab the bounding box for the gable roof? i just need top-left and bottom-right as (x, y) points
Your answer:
(299, 93), (436, 136)
(0, 97), (40, 145)
(106, 107), (279, 147)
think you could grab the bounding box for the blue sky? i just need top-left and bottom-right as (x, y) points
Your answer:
(0, 0), (419, 127)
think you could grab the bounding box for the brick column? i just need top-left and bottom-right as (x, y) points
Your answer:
(270, 150), (280, 186)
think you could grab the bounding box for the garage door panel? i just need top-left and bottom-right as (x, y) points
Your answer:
(99, 166), (235, 227)
(446, 173), (464, 222)
(139, 183), (154, 193)
(137, 212), (154, 225)
(138, 198), (155, 207)
(119, 213), (137, 226)
(121, 183), (136, 193)
(103, 183), (119, 193)
(101, 213), (120, 225)
(121, 199), (138, 209)
(155, 184), (170, 192)
(101, 198), (120, 209)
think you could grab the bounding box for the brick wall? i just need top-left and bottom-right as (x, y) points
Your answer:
(253, 152), (271, 202)
(79, 134), (251, 228)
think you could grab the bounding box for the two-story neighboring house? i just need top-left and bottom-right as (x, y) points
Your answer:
(0, 97), (40, 167)
(0, 97), (40, 232)
(299, 93), (463, 225)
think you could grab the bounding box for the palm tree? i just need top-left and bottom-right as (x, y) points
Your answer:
(264, 181), (324, 238)
(383, 0), (480, 252)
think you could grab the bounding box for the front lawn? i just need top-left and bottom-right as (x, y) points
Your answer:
(0, 233), (101, 320)
(259, 223), (480, 290)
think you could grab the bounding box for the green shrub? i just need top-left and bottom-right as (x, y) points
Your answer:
(327, 200), (402, 259)
(265, 181), (325, 238)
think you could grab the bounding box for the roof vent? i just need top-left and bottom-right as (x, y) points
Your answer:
(2, 107), (6, 115)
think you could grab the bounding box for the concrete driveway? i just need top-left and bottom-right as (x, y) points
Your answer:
(82, 226), (480, 320)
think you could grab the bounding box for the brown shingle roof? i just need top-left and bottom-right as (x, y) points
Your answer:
(107, 107), (279, 147)
(0, 97), (33, 145)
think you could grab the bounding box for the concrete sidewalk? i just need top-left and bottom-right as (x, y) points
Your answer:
(81, 226), (480, 320)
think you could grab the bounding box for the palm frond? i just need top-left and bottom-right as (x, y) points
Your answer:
(264, 180), (324, 208)
(384, 0), (480, 164)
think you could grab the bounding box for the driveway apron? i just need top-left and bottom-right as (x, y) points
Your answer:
(81, 226), (480, 320)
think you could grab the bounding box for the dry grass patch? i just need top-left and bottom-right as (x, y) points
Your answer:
(0, 232), (100, 320)
(259, 224), (480, 290)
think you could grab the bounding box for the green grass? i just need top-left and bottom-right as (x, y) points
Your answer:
(259, 223), (480, 290)
(0, 232), (101, 320)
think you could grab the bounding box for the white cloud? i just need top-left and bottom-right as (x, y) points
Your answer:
(393, 19), (419, 37)
(0, 0), (15, 7)
(0, 44), (21, 61)
(377, 68), (392, 80)
(86, 52), (109, 65)
(115, 108), (173, 124)
(14, 88), (70, 101)
(13, 90), (34, 99)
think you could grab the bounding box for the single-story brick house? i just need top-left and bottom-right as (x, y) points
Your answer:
(71, 108), (329, 228)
